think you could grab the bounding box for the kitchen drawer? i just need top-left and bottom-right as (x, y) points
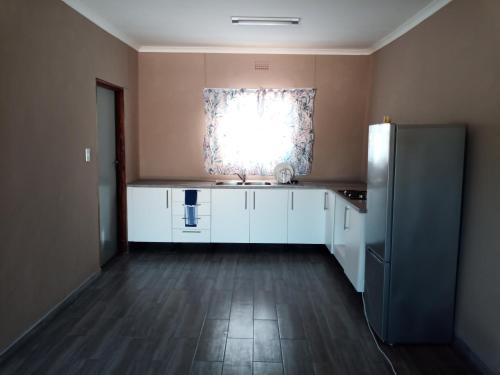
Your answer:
(172, 228), (211, 243)
(172, 215), (211, 230)
(172, 188), (211, 203)
(172, 201), (211, 216)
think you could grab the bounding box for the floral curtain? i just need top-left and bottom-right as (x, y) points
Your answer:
(203, 88), (316, 176)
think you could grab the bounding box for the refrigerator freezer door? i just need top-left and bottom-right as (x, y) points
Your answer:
(364, 247), (390, 341)
(366, 123), (395, 261)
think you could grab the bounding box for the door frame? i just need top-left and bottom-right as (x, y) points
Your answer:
(96, 78), (127, 255)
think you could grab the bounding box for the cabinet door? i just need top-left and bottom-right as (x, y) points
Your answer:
(344, 209), (366, 292)
(249, 189), (288, 243)
(333, 196), (351, 265)
(211, 189), (250, 243)
(333, 196), (366, 292)
(127, 187), (172, 242)
(287, 189), (326, 244)
(324, 192), (335, 253)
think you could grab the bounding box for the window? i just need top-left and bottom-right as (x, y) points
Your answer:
(203, 88), (316, 176)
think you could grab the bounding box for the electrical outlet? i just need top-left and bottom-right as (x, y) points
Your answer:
(85, 148), (91, 162)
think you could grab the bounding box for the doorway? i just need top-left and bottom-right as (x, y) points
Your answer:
(96, 79), (126, 266)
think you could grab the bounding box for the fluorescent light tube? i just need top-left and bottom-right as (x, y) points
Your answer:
(231, 17), (300, 26)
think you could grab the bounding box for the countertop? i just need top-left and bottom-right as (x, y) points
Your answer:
(128, 179), (367, 213)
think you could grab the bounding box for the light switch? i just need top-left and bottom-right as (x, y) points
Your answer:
(85, 148), (91, 162)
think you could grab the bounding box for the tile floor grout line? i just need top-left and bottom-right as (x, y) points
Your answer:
(188, 251), (215, 374)
(276, 300), (286, 374)
(221, 250), (237, 373)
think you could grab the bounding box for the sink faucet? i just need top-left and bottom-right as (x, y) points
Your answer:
(235, 172), (246, 183)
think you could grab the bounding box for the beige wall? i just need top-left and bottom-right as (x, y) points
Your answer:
(138, 53), (372, 181)
(0, 0), (138, 353)
(369, 0), (500, 372)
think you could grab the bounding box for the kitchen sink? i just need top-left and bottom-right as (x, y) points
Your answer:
(214, 180), (273, 186)
(215, 180), (243, 185)
(244, 181), (272, 185)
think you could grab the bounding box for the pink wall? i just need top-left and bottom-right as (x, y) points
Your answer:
(138, 53), (372, 181)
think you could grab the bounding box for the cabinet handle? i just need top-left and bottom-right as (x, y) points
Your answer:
(245, 191), (247, 210)
(291, 192), (294, 210)
(324, 192), (328, 210)
(166, 190), (169, 209)
(344, 206), (350, 231)
(253, 191), (256, 210)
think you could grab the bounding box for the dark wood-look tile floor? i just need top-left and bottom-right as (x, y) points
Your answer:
(0, 244), (478, 375)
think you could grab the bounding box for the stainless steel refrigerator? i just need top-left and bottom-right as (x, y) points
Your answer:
(365, 123), (465, 344)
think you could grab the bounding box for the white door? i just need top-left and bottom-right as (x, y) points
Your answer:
(249, 189), (288, 243)
(96, 86), (118, 265)
(324, 191), (335, 253)
(127, 187), (172, 242)
(287, 189), (327, 244)
(211, 189), (250, 243)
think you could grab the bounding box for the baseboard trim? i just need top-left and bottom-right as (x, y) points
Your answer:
(0, 271), (101, 362)
(453, 336), (496, 375)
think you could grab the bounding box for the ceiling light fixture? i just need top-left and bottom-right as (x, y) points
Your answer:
(231, 16), (300, 26)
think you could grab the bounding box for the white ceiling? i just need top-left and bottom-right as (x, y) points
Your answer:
(62, 0), (451, 54)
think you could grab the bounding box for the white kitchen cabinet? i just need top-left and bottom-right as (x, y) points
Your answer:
(172, 215), (211, 230)
(287, 189), (327, 244)
(249, 189), (288, 243)
(127, 187), (172, 242)
(333, 195), (366, 292)
(171, 188), (212, 243)
(344, 207), (365, 292)
(333, 198), (347, 261)
(172, 229), (211, 243)
(211, 189), (250, 243)
(324, 191), (336, 253)
(172, 202), (211, 216)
